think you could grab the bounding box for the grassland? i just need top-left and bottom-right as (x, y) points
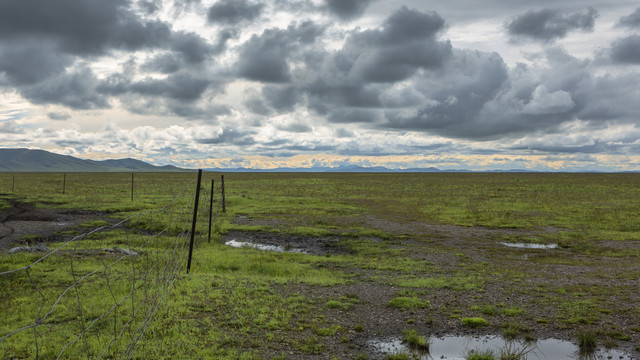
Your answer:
(1, 172), (639, 359)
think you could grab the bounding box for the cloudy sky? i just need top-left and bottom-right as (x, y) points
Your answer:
(1, 0), (640, 171)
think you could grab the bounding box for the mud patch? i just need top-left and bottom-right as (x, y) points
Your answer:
(0, 199), (115, 251)
(223, 230), (348, 256)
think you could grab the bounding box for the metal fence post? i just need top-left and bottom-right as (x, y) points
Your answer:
(208, 179), (214, 243)
(221, 175), (226, 213)
(187, 169), (203, 274)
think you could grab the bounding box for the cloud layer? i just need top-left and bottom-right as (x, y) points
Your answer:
(0, 0), (639, 171)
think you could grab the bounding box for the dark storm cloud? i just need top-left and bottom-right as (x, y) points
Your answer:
(610, 35), (640, 64)
(616, 7), (640, 28)
(170, 32), (213, 64)
(262, 85), (301, 112)
(130, 73), (210, 101)
(0, 0), (221, 109)
(47, 112), (71, 121)
(506, 7), (598, 42)
(383, 49), (509, 137)
(380, 46), (640, 141)
(142, 30), (234, 73)
(0, 40), (74, 85)
(235, 21), (325, 83)
(336, 6), (450, 83)
(22, 67), (109, 109)
(328, 108), (380, 123)
(244, 96), (273, 115)
(0, 0), (175, 56)
(196, 128), (256, 145)
(100, 71), (212, 102)
(335, 128), (354, 138)
(207, 0), (264, 25)
(138, 0), (160, 14)
(276, 123), (312, 133)
(304, 82), (382, 114)
(511, 141), (615, 154)
(293, 6), (451, 122)
(324, 0), (373, 21)
(141, 54), (182, 74)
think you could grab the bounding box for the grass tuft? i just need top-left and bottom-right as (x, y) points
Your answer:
(464, 349), (495, 360)
(461, 317), (489, 327)
(402, 329), (430, 351)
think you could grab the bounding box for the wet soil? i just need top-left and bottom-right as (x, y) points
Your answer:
(225, 215), (640, 359)
(0, 199), (114, 251)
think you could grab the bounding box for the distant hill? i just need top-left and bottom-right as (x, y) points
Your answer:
(0, 148), (186, 172)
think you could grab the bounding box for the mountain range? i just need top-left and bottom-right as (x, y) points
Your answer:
(0, 148), (538, 173)
(0, 148), (185, 172)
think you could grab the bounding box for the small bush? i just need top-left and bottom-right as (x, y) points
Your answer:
(461, 317), (489, 327)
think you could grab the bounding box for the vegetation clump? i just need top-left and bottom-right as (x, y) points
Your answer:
(387, 296), (429, 311)
(402, 329), (430, 351)
(461, 317), (489, 327)
(577, 332), (598, 355)
(464, 349), (495, 360)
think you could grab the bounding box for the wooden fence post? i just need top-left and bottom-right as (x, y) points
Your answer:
(131, 173), (134, 201)
(187, 169), (203, 274)
(63, 173), (66, 195)
(12, 175), (15, 193)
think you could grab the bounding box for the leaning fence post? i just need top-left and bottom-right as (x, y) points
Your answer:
(221, 175), (226, 213)
(63, 173), (66, 195)
(131, 173), (134, 201)
(12, 175), (15, 193)
(187, 169), (203, 274)
(208, 178), (214, 243)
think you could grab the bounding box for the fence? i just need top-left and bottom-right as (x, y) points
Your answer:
(0, 171), (224, 359)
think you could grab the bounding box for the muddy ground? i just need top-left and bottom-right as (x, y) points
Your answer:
(227, 216), (640, 359)
(2, 199), (639, 358)
(0, 199), (117, 251)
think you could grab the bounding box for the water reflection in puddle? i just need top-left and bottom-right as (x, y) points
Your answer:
(501, 242), (558, 249)
(369, 335), (632, 360)
(224, 240), (307, 254)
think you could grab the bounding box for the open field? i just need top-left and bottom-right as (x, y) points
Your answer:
(1, 172), (639, 359)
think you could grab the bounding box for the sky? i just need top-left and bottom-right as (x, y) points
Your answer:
(1, 0), (640, 171)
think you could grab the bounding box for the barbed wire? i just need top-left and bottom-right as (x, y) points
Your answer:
(0, 173), (225, 359)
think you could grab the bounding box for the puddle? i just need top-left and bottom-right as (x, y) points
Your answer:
(501, 242), (558, 249)
(224, 240), (307, 254)
(369, 335), (633, 360)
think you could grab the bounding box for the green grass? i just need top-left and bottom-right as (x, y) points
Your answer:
(2, 172), (640, 358)
(461, 317), (489, 327)
(402, 329), (430, 351)
(388, 296), (430, 311)
(577, 332), (598, 354)
(465, 349), (495, 360)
